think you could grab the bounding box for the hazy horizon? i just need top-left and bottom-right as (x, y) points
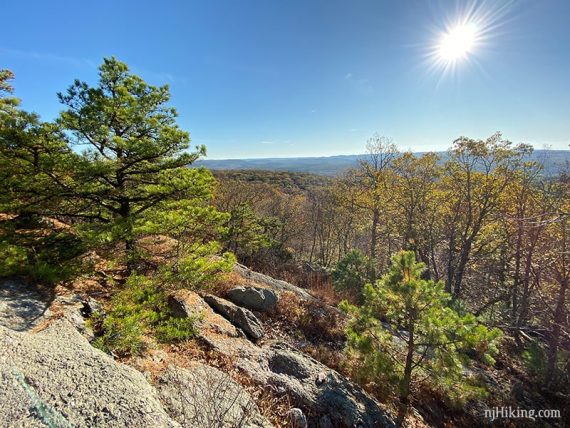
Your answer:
(201, 146), (569, 161)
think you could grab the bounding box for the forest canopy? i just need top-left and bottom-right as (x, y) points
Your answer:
(212, 134), (569, 393)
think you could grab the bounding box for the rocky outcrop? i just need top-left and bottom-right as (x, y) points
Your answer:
(226, 286), (278, 312)
(233, 264), (345, 318)
(167, 289), (239, 338)
(156, 364), (271, 428)
(197, 319), (395, 428)
(203, 294), (265, 340)
(0, 319), (179, 428)
(0, 277), (393, 428)
(0, 310), (274, 428)
(0, 278), (98, 340)
(234, 264), (314, 301)
(240, 342), (395, 428)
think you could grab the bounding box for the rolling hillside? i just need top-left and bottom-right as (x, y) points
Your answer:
(196, 149), (570, 176)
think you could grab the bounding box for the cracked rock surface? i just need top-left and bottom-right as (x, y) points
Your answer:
(0, 319), (180, 428)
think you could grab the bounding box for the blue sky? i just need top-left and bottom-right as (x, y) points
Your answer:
(2, 0), (570, 158)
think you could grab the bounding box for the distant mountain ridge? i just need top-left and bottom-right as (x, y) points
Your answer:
(195, 150), (570, 176)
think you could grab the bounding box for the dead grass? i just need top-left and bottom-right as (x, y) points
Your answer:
(275, 291), (346, 344)
(209, 271), (243, 296)
(0, 213), (17, 221)
(41, 216), (73, 232)
(60, 277), (108, 297)
(137, 235), (178, 266)
(121, 339), (292, 427)
(307, 279), (341, 306)
(151, 340), (293, 427)
(31, 312), (65, 333)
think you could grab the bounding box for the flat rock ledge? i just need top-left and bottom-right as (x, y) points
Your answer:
(0, 319), (179, 428)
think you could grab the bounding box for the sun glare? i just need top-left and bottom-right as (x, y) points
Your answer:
(438, 23), (478, 62)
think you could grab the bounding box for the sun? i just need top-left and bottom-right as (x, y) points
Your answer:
(425, 2), (509, 81)
(438, 23), (478, 62)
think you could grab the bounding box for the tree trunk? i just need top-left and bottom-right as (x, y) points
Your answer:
(119, 197), (134, 275)
(370, 208), (379, 260)
(445, 232), (456, 294)
(544, 277), (568, 386)
(515, 231), (540, 337)
(452, 235), (476, 299)
(397, 324), (415, 427)
(511, 222), (523, 323)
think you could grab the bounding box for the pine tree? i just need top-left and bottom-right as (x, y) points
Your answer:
(331, 249), (375, 300)
(0, 69), (18, 113)
(0, 71), (79, 280)
(56, 57), (207, 268)
(341, 251), (502, 424)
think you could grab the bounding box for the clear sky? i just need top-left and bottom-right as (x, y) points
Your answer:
(2, 0), (570, 158)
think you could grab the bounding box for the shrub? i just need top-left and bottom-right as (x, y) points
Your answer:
(297, 299), (345, 343)
(331, 249), (375, 300)
(155, 317), (198, 343)
(159, 242), (236, 290)
(165, 365), (260, 428)
(276, 291), (345, 344)
(522, 340), (569, 389)
(92, 310), (147, 356)
(92, 274), (199, 356)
